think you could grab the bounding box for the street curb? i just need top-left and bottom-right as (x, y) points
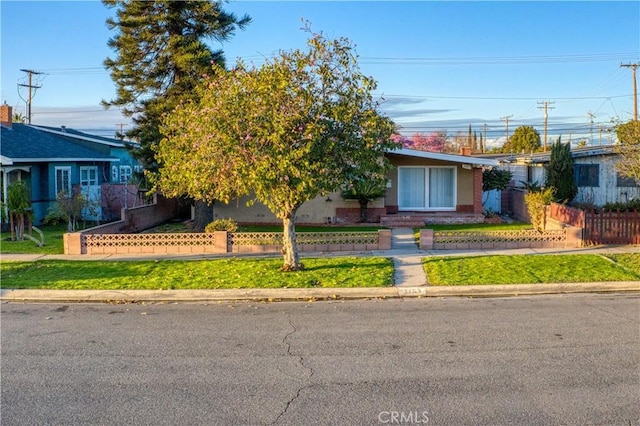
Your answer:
(1, 282), (639, 303)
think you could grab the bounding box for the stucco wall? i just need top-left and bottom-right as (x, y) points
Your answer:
(212, 190), (386, 224)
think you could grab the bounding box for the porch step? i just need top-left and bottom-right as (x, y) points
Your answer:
(381, 213), (485, 228)
(380, 215), (427, 228)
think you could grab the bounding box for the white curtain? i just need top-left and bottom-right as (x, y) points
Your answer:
(399, 168), (425, 209)
(429, 168), (454, 208)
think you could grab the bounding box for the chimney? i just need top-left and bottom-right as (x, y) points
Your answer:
(460, 146), (472, 156)
(1, 102), (12, 128)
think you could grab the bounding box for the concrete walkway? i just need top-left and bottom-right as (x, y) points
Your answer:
(1, 229), (640, 303)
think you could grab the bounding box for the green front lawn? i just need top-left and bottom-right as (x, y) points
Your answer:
(0, 257), (394, 290)
(423, 254), (640, 285)
(1, 224), (70, 255)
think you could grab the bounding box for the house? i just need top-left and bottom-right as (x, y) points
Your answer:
(494, 144), (639, 207)
(211, 148), (499, 226)
(0, 104), (142, 225)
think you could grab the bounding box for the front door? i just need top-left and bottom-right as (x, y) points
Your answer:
(80, 166), (102, 221)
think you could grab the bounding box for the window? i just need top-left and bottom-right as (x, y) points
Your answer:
(617, 173), (638, 188)
(111, 165), (118, 182)
(80, 166), (98, 186)
(119, 166), (132, 183)
(574, 164), (599, 187)
(55, 167), (71, 196)
(398, 166), (456, 210)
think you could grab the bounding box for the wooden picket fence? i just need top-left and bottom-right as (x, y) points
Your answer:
(583, 210), (640, 245)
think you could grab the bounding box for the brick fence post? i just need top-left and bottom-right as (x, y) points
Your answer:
(214, 231), (229, 253)
(63, 232), (83, 255)
(419, 229), (434, 250)
(565, 226), (583, 248)
(378, 229), (391, 250)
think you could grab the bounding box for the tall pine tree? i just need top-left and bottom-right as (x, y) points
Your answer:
(545, 137), (577, 203)
(102, 0), (250, 229)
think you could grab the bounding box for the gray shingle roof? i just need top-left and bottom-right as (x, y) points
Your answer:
(1, 124), (117, 162)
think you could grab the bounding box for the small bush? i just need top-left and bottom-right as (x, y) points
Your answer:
(205, 218), (238, 233)
(524, 187), (555, 232)
(42, 207), (67, 226)
(603, 199), (640, 212)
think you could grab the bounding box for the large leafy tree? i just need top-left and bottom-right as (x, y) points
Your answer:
(614, 120), (640, 182)
(501, 125), (541, 154)
(157, 30), (399, 271)
(545, 137), (577, 203)
(102, 0), (250, 229)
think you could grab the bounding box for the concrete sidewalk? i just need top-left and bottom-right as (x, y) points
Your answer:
(1, 228), (639, 303)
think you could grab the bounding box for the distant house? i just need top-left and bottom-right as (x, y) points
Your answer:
(494, 145), (639, 207)
(0, 104), (142, 225)
(212, 148), (499, 226)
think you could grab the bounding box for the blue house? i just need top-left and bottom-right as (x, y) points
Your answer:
(1, 104), (141, 225)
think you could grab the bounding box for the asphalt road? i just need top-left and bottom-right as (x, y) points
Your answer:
(2, 295), (639, 425)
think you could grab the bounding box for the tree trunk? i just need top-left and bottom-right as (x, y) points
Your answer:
(358, 199), (369, 223)
(9, 213), (15, 241)
(193, 200), (214, 232)
(281, 212), (302, 271)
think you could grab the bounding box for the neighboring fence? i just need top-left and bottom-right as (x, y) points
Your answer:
(583, 210), (640, 245)
(549, 203), (640, 246)
(68, 230), (392, 255)
(419, 228), (582, 250)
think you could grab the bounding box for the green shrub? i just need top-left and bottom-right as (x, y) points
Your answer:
(204, 218), (238, 233)
(42, 207), (68, 226)
(603, 198), (640, 212)
(524, 187), (555, 232)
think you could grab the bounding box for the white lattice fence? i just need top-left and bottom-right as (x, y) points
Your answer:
(228, 231), (380, 253)
(434, 229), (566, 244)
(83, 233), (217, 254)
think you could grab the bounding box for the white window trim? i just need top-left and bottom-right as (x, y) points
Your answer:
(54, 166), (72, 196)
(111, 165), (119, 182)
(80, 166), (98, 186)
(397, 165), (457, 211)
(119, 165), (132, 184)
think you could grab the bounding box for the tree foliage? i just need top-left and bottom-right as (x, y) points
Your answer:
(482, 168), (512, 192)
(549, 139), (579, 203)
(545, 137), (577, 203)
(341, 176), (388, 223)
(7, 180), (31, 241)
(403, 132), (447, 152)
(501, 125), (541, 153)
(614, 120), (640, 181)
(102, 0), (250, 229)
(157, 29), (398, 270)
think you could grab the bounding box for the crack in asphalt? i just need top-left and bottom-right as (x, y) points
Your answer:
(272, 313), (314, 425)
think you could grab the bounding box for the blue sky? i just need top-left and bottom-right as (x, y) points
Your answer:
(1, 1), (638, 147)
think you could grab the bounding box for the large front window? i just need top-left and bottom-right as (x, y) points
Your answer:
(398, 166), (456, 210)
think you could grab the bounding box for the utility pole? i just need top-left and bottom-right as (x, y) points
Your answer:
(599, 126), (604, 146)
(18, 69), (42, 124)
(620, 63), (638, 121)
(116, 123), (128, 140)
(483, 123), (488, 153)
(500, 115), (513, 150)
(587, 111), (595, 145)
(537, 101), (555, 151)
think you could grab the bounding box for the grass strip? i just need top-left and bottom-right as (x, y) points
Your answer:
(0, 257), (394, 290)
(423, 254), (640, 285)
